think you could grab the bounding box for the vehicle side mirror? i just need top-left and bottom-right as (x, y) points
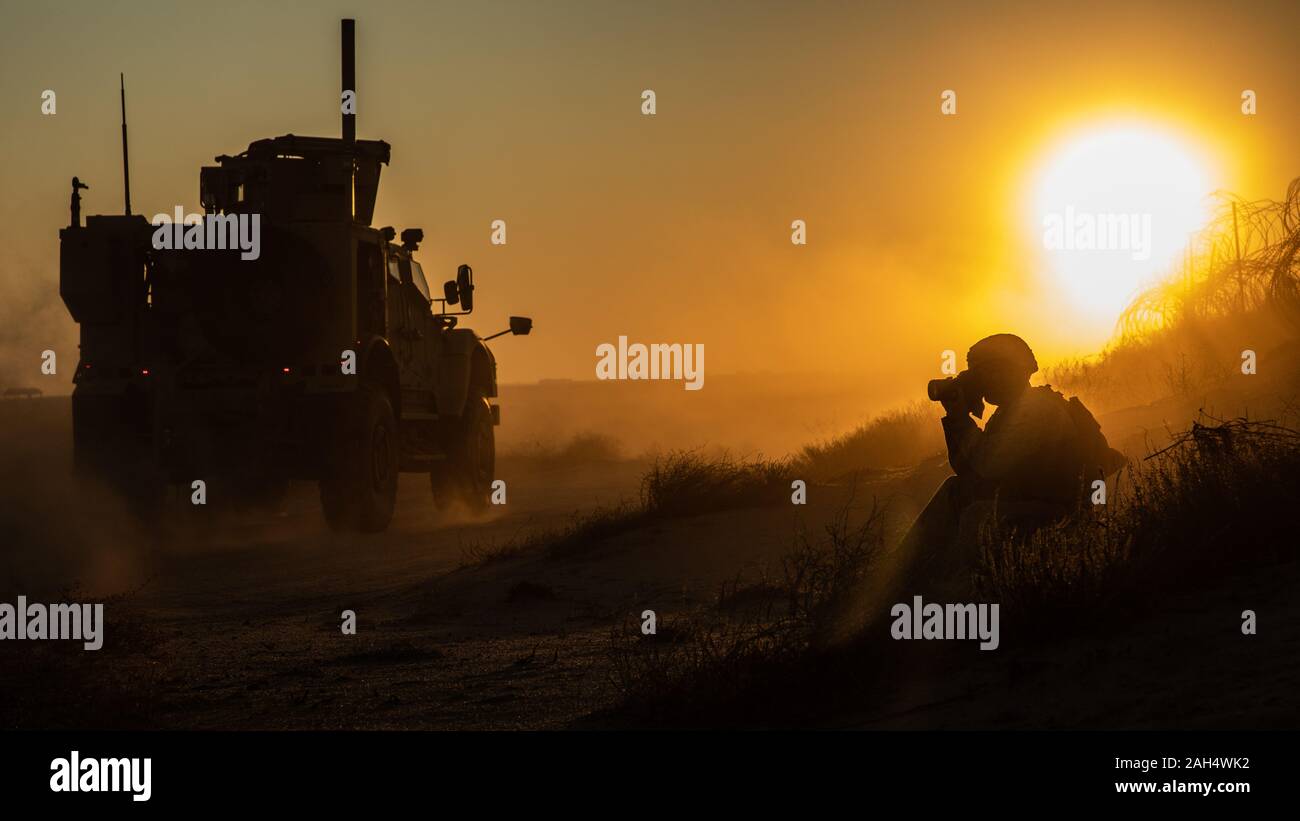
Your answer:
(456, 264), (474, 312)
(443, 280), (459, 305)
(509, 316), (532, 336)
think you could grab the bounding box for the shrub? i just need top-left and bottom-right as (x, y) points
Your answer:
(640, 450), (794, 518)
(976, 416), (1300, 633)
(798, 402), (943, 480)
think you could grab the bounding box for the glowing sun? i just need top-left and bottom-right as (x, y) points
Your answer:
(1028, 123), (1218, 320)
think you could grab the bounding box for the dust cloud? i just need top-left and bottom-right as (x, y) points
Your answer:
(0, 398), (147, 598)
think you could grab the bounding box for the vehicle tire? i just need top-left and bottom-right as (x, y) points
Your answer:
(430, 392), (494, 512)
(319, 383), (398, 533)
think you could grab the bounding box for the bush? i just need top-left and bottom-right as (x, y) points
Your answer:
(640, 450), (794, 518)
(976, 416), (1300, 633)
(460, 501), (648, 566)
(798, 402), (943, 480)
(605, 497), (887, 723)
(463, 452), (795, 567)
(500, 432), (624, 468)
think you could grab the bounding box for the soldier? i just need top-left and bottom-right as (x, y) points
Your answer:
(894, 333), (1124, 600)
(70, 177), (89, 227)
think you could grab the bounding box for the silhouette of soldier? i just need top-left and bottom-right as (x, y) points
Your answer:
(70, 177), (90, 227)
(892, 333), (1125, 600)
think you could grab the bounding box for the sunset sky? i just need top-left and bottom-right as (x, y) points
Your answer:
(2, 0), (1298, 397)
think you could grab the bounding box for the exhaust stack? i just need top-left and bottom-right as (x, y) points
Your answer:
(342, 19), (355, 146)
(120, 73), (131, 215)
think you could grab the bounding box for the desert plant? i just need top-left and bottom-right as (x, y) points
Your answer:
(499, 432), (624, 468)
(1120, 178), (1300, 336)
(976, 416), (1300, 634)
(640, 450), (794, 518)
(605, 495), (887, 722)
(798, 402), (944, 480)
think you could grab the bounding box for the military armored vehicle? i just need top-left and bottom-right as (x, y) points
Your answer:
(58, 20), (531, 532)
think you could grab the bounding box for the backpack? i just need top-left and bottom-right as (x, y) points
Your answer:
(1060, 393), (1127, 479)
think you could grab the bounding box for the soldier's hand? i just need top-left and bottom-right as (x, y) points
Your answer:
(939, 388), (968, 417)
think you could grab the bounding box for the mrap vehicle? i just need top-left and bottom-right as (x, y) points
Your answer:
(58, 20), (531, 532)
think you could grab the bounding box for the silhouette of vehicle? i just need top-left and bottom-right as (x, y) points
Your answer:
(57, 19), (531, 531)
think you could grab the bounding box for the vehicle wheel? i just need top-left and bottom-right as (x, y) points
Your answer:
(319, 383), (398, 533)
(430, 392), (494, 512)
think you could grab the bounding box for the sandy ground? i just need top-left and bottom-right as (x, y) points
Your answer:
(0, 397), (870, 728)
(845, 559), (1300, 730)
(1, 370), (1296, 729)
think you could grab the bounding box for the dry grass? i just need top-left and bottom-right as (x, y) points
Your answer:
(976, 415), (1300, 634)
(798, 402), (944, 480)
(1043, 309), (1282, 414)
(499, 432), (624, 469)
(1044, 178), (1300, 413)
(462, 451), (794, 567)
(603, 416), (1300, 725)
(604, 497), (888, 723)
(459, 501), (648, 566)
(640, 450), (794, 518)
(1120, 178), (1300, 336)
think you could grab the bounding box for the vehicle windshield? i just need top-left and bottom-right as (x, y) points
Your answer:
(410, 260), (431, 301)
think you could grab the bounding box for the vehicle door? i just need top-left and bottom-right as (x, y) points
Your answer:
(386, 254), (435, 408)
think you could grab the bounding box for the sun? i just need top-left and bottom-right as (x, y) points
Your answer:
(1027, 122), (1218, 321)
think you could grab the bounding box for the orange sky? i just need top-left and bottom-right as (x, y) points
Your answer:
(2, 0), (1298, 395)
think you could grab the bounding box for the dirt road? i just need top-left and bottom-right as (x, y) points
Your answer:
(4, 381), (1296, 730)
(0, 397), (862, 729)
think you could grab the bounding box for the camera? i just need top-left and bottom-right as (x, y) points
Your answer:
(927, 370), (985, 417)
